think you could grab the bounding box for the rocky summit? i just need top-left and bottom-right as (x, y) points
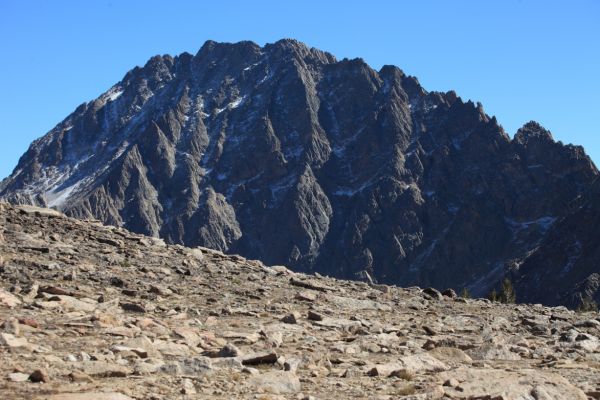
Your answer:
(1, 202), (600, 399)
(1, 39), (599, 307)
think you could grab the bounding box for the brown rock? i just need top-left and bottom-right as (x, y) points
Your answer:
(281, 312), (300, 324)
(40, 286), (71, 296)
(119, 302), (146, 313)
(242, 351), (278, 365)
(307, 310), (323, 321)
(18, 318), (39, 329)
(29, 368), (49, 383)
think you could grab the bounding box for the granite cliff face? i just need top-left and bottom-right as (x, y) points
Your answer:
(1, 39), (598, 305)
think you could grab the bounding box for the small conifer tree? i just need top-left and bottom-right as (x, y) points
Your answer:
(499, 278), (516, 304)
(460, 287), (471, 299)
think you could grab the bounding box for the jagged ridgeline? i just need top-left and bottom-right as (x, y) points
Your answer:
(1, 39), (598, 307)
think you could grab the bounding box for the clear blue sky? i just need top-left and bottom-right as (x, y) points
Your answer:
(1, 0), (599, 179)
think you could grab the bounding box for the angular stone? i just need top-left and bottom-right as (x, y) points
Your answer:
(17, 205), (64, 218)
(242, 351), (278, 365)
(422, 288), (443, 301)
(307, 310), (323, 321)
(399, 353), (449, 374)
(247, 371), (301, 394)
(327, 294), (392, 311)
(428, 347), (473, 365)
(2, 318), (20, 335)
(18, 318), (39, 329)
(295, 290), (317, 302)
(181, 378), (196, 394)
(173, 327), (202, 347)
(8, 372), (30, 382)
(68, 371), (95, 383)
(40, 393), (134, 400)
(153, 340), (190, 357)
(29, 368), (50, 383)
(439, 368), (587, 399)
(110, 345), (148, 358)
(281, 312), (300, 324)
(161, 357), (213, 377)
(367, 363), (404, 377)
(40, 286), (71, 296)
(284, 358), (301, 373)
(0, 332), (29, 348)
(574, 319), (600, 329)
(217, 343), (242, 358)
(76, 361), (132, 377)
(0, 289), (21, 308)
(289, 278), (329, 292)
(119, 302), (146, 313)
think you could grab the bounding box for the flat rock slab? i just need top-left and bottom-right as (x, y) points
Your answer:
(0, 289), (21, 308)
(247, 371), (301, 394)
(242, 351), (278, 365)
(439, 368), (588, 400)
(37, 393), (133, 400)
(399, 353), (449, 374)
(427, 347), (473, 365)
(327, 294), (392, 311)
(17, 205), (64, 218)
(75, 361), (132, 377)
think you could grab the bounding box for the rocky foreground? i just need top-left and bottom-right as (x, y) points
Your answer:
(1, 202), (599, 400)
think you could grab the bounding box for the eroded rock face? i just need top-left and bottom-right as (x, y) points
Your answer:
(513, 179), (600, 307)
(0, 203), (599, 399)
(1, 40), (598, 305)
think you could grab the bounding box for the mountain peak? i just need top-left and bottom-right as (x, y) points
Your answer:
(264, 38), (336, 64)
(195, 39), (262, 59)
(1, 39), (598, 309)
(514, 121), (554, 143)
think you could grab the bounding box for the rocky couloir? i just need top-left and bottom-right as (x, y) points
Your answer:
(1, 202), (599, 399)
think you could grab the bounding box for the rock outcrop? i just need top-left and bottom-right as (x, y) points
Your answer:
(1, 39), (598, 306)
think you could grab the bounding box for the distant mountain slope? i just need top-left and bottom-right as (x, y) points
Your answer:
(513, 177), (600, 307)
(1, 39), (598, 306)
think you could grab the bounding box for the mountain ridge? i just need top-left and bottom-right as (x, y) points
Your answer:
(1, 39), (598, 307)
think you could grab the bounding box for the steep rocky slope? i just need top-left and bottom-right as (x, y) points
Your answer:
(513, 177), (600, 307)
(1, 39), (598, 305)
(1, 202), (600, 399)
